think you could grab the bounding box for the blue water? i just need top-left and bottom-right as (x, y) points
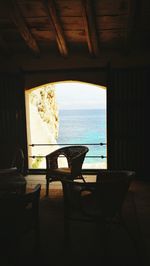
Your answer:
(57, 109), (107, 166)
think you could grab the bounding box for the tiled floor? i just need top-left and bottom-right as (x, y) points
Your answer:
(25, 174), (97, 190)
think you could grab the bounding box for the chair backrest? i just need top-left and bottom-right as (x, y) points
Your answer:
(96, 170), (135, 219)
(66, 146), (89, 177)
(46, 145), (89, 178)
(0, 184), (41, 236)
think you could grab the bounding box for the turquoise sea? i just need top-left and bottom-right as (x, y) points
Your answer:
(57, 109), (107, 167)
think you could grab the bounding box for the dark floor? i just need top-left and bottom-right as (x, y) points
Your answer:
(1, 176), (150, 266)
(24, 178), (150, 266)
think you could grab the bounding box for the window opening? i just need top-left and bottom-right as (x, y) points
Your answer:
(25, 81), (107, 170)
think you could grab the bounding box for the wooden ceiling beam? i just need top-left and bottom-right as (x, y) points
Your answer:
(7, 0), (40, 56)
(81, 0), (99, 56)
(44, 0), (68, 57)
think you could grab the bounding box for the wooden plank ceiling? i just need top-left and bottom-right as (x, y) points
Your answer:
(0, 0), (150, 58)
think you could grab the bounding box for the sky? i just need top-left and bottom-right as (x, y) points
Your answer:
(54, 81), (106, 110)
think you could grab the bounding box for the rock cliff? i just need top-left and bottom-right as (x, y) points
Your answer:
(28, 84), (59, 168)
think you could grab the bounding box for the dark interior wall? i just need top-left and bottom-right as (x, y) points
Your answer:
(24, 67), (107, 89)
(0, 66), (149, 179)
(1, 49), (150, 74)
(0, 73), (27, 169)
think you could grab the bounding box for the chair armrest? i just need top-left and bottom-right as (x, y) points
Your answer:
(0, 167), (18, 175)
(61, 179), (100, 219)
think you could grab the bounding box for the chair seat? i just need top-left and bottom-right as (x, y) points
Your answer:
(47, 168), (84, 180)
(47, 167), (72, 179)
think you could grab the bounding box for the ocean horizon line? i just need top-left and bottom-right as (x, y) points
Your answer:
(58, 108), (106, 111)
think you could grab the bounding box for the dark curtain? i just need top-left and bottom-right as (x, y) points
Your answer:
(0, 73), (27, 170)
(107, 67), (149, 179)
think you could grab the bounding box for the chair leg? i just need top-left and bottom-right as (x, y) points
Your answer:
(81, 175), (86, 182)
(34, 223), (40, 252)
(46, 179), (49, 197)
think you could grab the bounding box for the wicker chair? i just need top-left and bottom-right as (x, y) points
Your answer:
(45, 145), (89, 196)
(61, 170), (136, 249)
(0, 148), (26, 194)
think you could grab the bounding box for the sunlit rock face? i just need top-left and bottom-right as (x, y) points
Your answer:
(28, 84), (59, 168)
